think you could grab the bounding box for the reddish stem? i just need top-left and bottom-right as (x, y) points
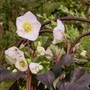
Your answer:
(41, 16), (90, 27)
(26, 40), (32, 90)
(0, 24), (2, 35)
(69, 32), (90, 53)
(26, 66), (31, 90)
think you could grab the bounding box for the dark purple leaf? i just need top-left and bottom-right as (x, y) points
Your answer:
(52, 62), (62, 78)
(76, 73), (90, 89)
(57, 81), (86, 90)
(64, 82), (85, 90)
(57, 80), (65, 90)
(60, 54), (75, 66)
(0, 64), (24, 81)
(36, 71), (55, 89)
(70, 67), (85, 82)
(57, 67), (90, 90)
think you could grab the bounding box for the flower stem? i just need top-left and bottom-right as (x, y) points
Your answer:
(61, 32), (70, 54)
(26, 40), (32, 90)
(26, 66), (31, 90)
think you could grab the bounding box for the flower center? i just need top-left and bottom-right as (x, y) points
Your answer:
(22, 22), (32, 33)
(19, 61), (25, 67)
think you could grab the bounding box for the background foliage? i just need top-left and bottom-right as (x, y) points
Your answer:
(0, 0), (90, 90)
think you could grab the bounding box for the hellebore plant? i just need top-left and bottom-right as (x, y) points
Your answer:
(5, 11), (43, 90)
(4, 11), (70, 90)
(4, 11), (90, 90)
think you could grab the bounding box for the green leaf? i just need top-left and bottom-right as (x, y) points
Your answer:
(66, 25), (79, 43)
(43, 2), (61, 15)
(35, 56), (51, 73)
(50, 44), (65, 58)
(33, 36), (49, 48)
(80, 36), (90, 53)
(0, 80), (15, 90)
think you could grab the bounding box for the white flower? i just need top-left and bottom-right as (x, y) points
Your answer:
(16, 11), (41, 41)
(52, 19), (65, 44)
(80, 50), (87, 57)
(5, 46), (25, 65)
(15, 59), (28, 72)
(29, 62), (43, 74)
(36, 46), (45, 56)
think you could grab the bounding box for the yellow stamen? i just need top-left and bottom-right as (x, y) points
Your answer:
(22, 22), (32, 33)
(19, 61), (25, 67)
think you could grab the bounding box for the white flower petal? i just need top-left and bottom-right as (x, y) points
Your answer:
(5, 46), (25, 65)
(5, 55), (16, 65)
(16, 30), (25, 38)
(15, 59), (28, 72)
(25, 32), (39, 41)
(52, 19), (65, 44)
(57, 19), (65, 32)
(5, 46), (24, 58)
(31, 21), (41, 32)
(52, 38), (59, 44)
(36, 46), (45, 56)
(24, 11), (37, 22)
(16, 16), (26, 31)
(17, 29), (39, 41)
(53, 30), (63, 40)
(29, 62), (43, 74)
(16, 11), (37, 29)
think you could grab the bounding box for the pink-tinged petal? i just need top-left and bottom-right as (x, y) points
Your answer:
(24, 11), (37, 22)
(25, 33), (39, 41)
(31, 21), (41, 32)
(52, 19), (65, 44)
(5, 46), (25, 65)
(53, 30), (63, 40)
(16, 16), (26, 30)
(52, 38), (59, 44)
(16, 30), (25, 38)
(57, 19), (65, 32)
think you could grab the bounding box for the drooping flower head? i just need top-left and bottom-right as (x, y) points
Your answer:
(16, 11), (41, 41)
(52, 19), (65, 44)
(5, 46), (25, 65)
(29, 62), (43, 74)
